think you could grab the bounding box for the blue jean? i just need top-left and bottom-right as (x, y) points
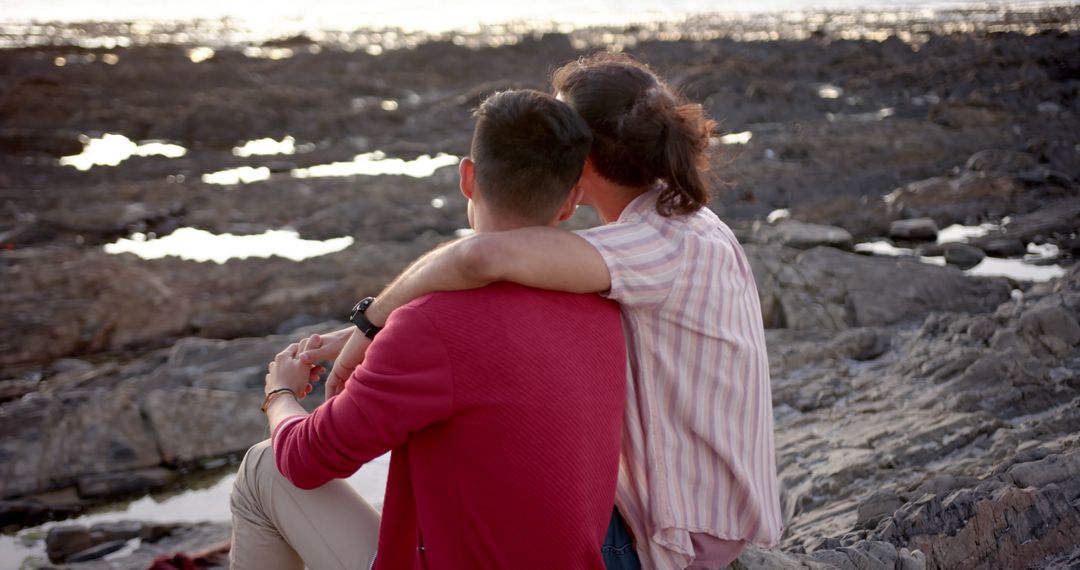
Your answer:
(602, 507), (642, 570)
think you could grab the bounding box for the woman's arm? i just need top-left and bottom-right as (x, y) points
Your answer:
(305, 227), (612, 388)
(365, 227), (611, 326)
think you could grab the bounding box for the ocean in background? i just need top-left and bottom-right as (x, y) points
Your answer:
(1, 0), (1068, 32)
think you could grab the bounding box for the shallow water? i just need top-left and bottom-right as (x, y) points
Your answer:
(104, 228), (354, 263)
(0, 454), (390, 567)
(59, 134), (186, 171)
(854, 239), (1067, 282)
(1, 0), (1061, 32)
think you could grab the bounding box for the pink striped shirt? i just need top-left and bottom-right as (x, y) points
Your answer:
(577, 189), (783, 569)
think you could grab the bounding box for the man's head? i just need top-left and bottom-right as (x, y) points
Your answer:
(459, 89), (592, 231)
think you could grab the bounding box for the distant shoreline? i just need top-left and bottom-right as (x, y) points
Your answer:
(1, 3), (1077, 50)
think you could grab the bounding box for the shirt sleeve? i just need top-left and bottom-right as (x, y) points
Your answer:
(575, 219), (681, 307)
(272, 304), (454, 489)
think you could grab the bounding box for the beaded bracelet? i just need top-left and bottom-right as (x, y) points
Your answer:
(261, 387), (298, 413)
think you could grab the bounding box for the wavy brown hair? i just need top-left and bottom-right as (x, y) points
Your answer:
(551, 52), (716, 217)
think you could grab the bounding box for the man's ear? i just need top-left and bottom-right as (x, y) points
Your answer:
(459, 157), (475, 200)
(556, 183), (585, 222)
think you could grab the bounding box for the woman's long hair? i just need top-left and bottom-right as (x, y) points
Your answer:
(552, 52), (716, 217)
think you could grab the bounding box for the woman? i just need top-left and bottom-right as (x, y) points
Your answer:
(309, 52), (783, 569)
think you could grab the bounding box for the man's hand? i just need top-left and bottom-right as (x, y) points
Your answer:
(323, 332), (372, 402)
(298, 326), (353, 367)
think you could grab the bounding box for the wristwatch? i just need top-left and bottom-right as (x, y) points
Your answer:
(349, 297), (382, 340)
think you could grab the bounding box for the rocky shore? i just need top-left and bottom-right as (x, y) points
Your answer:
(1, 5), (1079, 568)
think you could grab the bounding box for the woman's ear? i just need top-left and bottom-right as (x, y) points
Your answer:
(459, 157), (475, 200)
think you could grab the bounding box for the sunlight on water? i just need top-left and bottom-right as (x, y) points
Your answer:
(0, 454), (390, 567)
(242, 46), (294, 59)
(59, 134), (186, 170)
(856, 240), (1066, 282)
(201, 166), (271, 185)
(936, 223), (1000, 244)
(292, 151), (459, 179)
(186, 46), (215, 63)
(232, 136), (296, 157)
(104, 228), (354, 263)
(817, 84), (843, 99)
(766, 208), (791, 223)
(718, 131), (753, 145)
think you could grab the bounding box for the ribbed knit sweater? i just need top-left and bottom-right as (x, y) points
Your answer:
(272, 283), (626, 569)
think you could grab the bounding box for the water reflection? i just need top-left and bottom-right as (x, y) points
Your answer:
(104, 228), (354, 263)
(201, 166), (271, 185)
(59, 134), (187, 170)
(232, 136), (297, 157)
(937, 223), (1000, 244)
(0, 454), (390, 566)
(292, 151), (458, 179)
(855, 240), (1066, 282)
(187, 46), (215, 63)
(816, 84), (843, 99)
(717, 131), (753, 145)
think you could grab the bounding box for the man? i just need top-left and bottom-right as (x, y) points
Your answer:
(229, 90), (627, 569)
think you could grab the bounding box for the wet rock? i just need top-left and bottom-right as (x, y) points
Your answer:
(0, 498), (81, 528)
(889, 218), (939, 241)
(746, 245), (1011, 331)
(75, 467), (177, 500)
(142, 388), (265, 465)
(0, 128), (84, 157)
(66, 539), (130, 562)
(941, 243), (985, 269)
(980, 237), (1027, 258)
(752, 219), (854, 250)
(46, 525), (96, 562)
(0, 389), (162, 498)
(964, 149), (1039, 173)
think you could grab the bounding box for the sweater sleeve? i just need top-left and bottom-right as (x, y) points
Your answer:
(272, 304), (454, 489)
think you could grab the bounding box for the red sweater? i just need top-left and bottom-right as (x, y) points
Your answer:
(273, 283), (626, 569)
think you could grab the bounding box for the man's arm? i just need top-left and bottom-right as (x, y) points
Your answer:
(305, 227), (611, 391)
(274, 305), (455, 489)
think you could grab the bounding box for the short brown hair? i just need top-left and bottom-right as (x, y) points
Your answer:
(470, 90), (592, 224)
(552, 53), (716, 217)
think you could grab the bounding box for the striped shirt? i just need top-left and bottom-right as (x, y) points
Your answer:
(576, 189), (783, 569)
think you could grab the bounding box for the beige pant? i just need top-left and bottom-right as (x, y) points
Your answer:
(229, 440), (381, 570)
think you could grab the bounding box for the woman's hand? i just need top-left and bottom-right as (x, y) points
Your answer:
(266, 341), (317, 400)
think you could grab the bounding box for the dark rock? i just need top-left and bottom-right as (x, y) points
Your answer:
(981, 238), (1027, 258)
(965, 149), (1038, 173)
(1018, 304), (1080, 357)
(915, 243), (944, 257)
(75, 467), (177, 499)
(942, 243), (986, 270)
(46, 525), (95, 562)
(0, 128), (84, 157)
(746, 245), (1011, 331)
(66, 539), (130, 562)
(0, 389), (162, 498)
(0, 250), (192, 368)
(0, 498), (81, 528)
(142, 388), (265, 465)
(857, 490), (905, 526)
(889, 218), (939, 240)
(752, 219), (854, 250)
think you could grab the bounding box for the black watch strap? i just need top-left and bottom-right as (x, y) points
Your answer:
(349, 297), (382, 340)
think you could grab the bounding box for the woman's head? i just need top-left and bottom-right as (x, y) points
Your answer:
(551, 52), (716, 217)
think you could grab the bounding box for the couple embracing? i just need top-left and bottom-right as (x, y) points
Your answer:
(229, 53), (783, 570)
